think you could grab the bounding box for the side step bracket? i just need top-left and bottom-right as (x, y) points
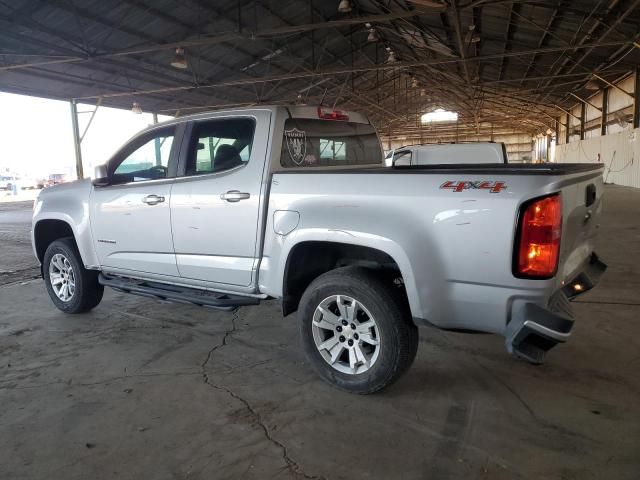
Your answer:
(98, 273), (260, 311)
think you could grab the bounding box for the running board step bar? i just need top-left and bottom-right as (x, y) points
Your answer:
(98, 274), (260, 311)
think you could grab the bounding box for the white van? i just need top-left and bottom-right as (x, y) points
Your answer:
(385, 142), (508, 166)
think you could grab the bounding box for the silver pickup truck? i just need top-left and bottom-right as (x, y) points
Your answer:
(32, 105), (606, 393)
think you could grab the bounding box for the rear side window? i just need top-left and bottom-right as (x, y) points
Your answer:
(280, 119), (382, 167)
(185, 118), (255, 176)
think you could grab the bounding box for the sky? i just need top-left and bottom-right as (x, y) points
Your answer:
(0, 92), (171, 179)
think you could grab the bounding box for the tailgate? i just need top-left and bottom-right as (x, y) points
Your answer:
(554, 166), (604, 286)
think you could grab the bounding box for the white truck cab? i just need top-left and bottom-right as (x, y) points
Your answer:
(385, 142), (507, 166)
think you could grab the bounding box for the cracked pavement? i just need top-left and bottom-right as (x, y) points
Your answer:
(1, 186), (640, 479)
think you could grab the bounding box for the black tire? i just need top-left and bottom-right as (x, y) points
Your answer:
(43, 237), (104, 314)
(298, 267), (418, 394)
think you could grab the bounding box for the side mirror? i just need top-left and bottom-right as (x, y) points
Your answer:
(92, 165), (110, 187)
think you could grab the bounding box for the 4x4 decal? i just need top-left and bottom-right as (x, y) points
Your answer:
(440, 180), (507, 193)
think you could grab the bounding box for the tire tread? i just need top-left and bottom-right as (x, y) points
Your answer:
(43, 237), (103, 314)
(298, 266), (418, 394)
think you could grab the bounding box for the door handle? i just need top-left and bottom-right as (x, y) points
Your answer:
(142, 194), (165, 205)
(221, 190), (250, 202)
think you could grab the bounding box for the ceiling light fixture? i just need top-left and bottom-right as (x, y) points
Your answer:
(465, 24), (481, 43)
(337, 0), (352, 13)
(411, 77), (419, 88)
(131, 102), (142, 114)
(170, 47), (188, 69)
(386, 48), (397, 64)
(367, 27), (379, 43)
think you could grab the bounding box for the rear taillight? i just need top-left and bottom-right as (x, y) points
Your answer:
(514, 194), (562, 279)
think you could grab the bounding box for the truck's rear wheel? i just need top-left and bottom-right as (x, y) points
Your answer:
(43, 238), (103, 314)
(298, 267), (418, 394)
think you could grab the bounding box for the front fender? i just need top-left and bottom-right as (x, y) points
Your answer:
(32, 180), (99, 268)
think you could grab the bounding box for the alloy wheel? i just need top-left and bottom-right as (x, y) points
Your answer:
(312, 295), (381, 375)
(49, 253), (76, 302)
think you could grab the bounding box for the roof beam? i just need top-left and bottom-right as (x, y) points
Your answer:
(451, 1), (472, 85)
(519, 1), (564, 84)
(535, 0), (628, 102)
(69, 38), (636, 100)
(497, 2), (519, 81)
(0, 10), (430, 72)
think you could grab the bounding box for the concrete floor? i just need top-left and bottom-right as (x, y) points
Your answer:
(1, 185), (639, 480)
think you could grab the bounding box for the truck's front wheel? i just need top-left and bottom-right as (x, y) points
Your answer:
(43, 238), (104, 314)
(298, 267), (418, 394)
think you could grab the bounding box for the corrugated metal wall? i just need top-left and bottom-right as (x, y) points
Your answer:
(554, 128), (639, 188)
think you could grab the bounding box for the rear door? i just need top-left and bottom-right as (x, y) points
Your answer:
(90, 124), (183, 277)
(170, 111), (271, 288)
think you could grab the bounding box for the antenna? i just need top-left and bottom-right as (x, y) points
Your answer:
(319, 88), (328, 107)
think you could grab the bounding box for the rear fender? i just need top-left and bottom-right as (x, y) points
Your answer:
(261, 228), (425, 320)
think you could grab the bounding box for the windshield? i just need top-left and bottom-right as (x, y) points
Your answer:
(280, 118), (382, 168)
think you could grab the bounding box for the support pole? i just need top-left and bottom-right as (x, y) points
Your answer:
(565, 114), (570, 144)
(601, 87), (609, 136)
(546, 135), (550, 162)
(70, 100), (84, 180)
(634, 67), (640, 129)
(152, 113), (161, 165)
(580, 102), (586, 140)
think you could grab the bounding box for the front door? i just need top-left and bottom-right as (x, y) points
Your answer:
(90, 124), (181, 277)
(170, 112), (270, 287)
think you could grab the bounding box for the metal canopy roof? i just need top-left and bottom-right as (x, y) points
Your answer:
(1, 0), (639, 138)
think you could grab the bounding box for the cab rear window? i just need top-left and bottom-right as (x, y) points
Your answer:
(280, 118), (382, 168)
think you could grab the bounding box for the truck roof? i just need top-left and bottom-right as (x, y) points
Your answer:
(150, 105), (371, 131)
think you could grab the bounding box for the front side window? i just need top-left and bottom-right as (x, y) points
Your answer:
(112, 128), (175, 183)
(280, 118), (382, 167)
(393, 151), (412, 166)
(185, 118), (255, 176)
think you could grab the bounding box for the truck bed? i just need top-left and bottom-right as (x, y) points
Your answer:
(264, 162), (604, 335)
(275, 163), (603, 176)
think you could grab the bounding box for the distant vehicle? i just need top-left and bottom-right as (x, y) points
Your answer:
(48, 173), (68, 185)
(0, 175), (19, 191)
(19, 176), (42, 190)
(385, 142), (508, 166)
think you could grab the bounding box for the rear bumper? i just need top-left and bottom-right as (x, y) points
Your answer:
(506, 253), (606, 364)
